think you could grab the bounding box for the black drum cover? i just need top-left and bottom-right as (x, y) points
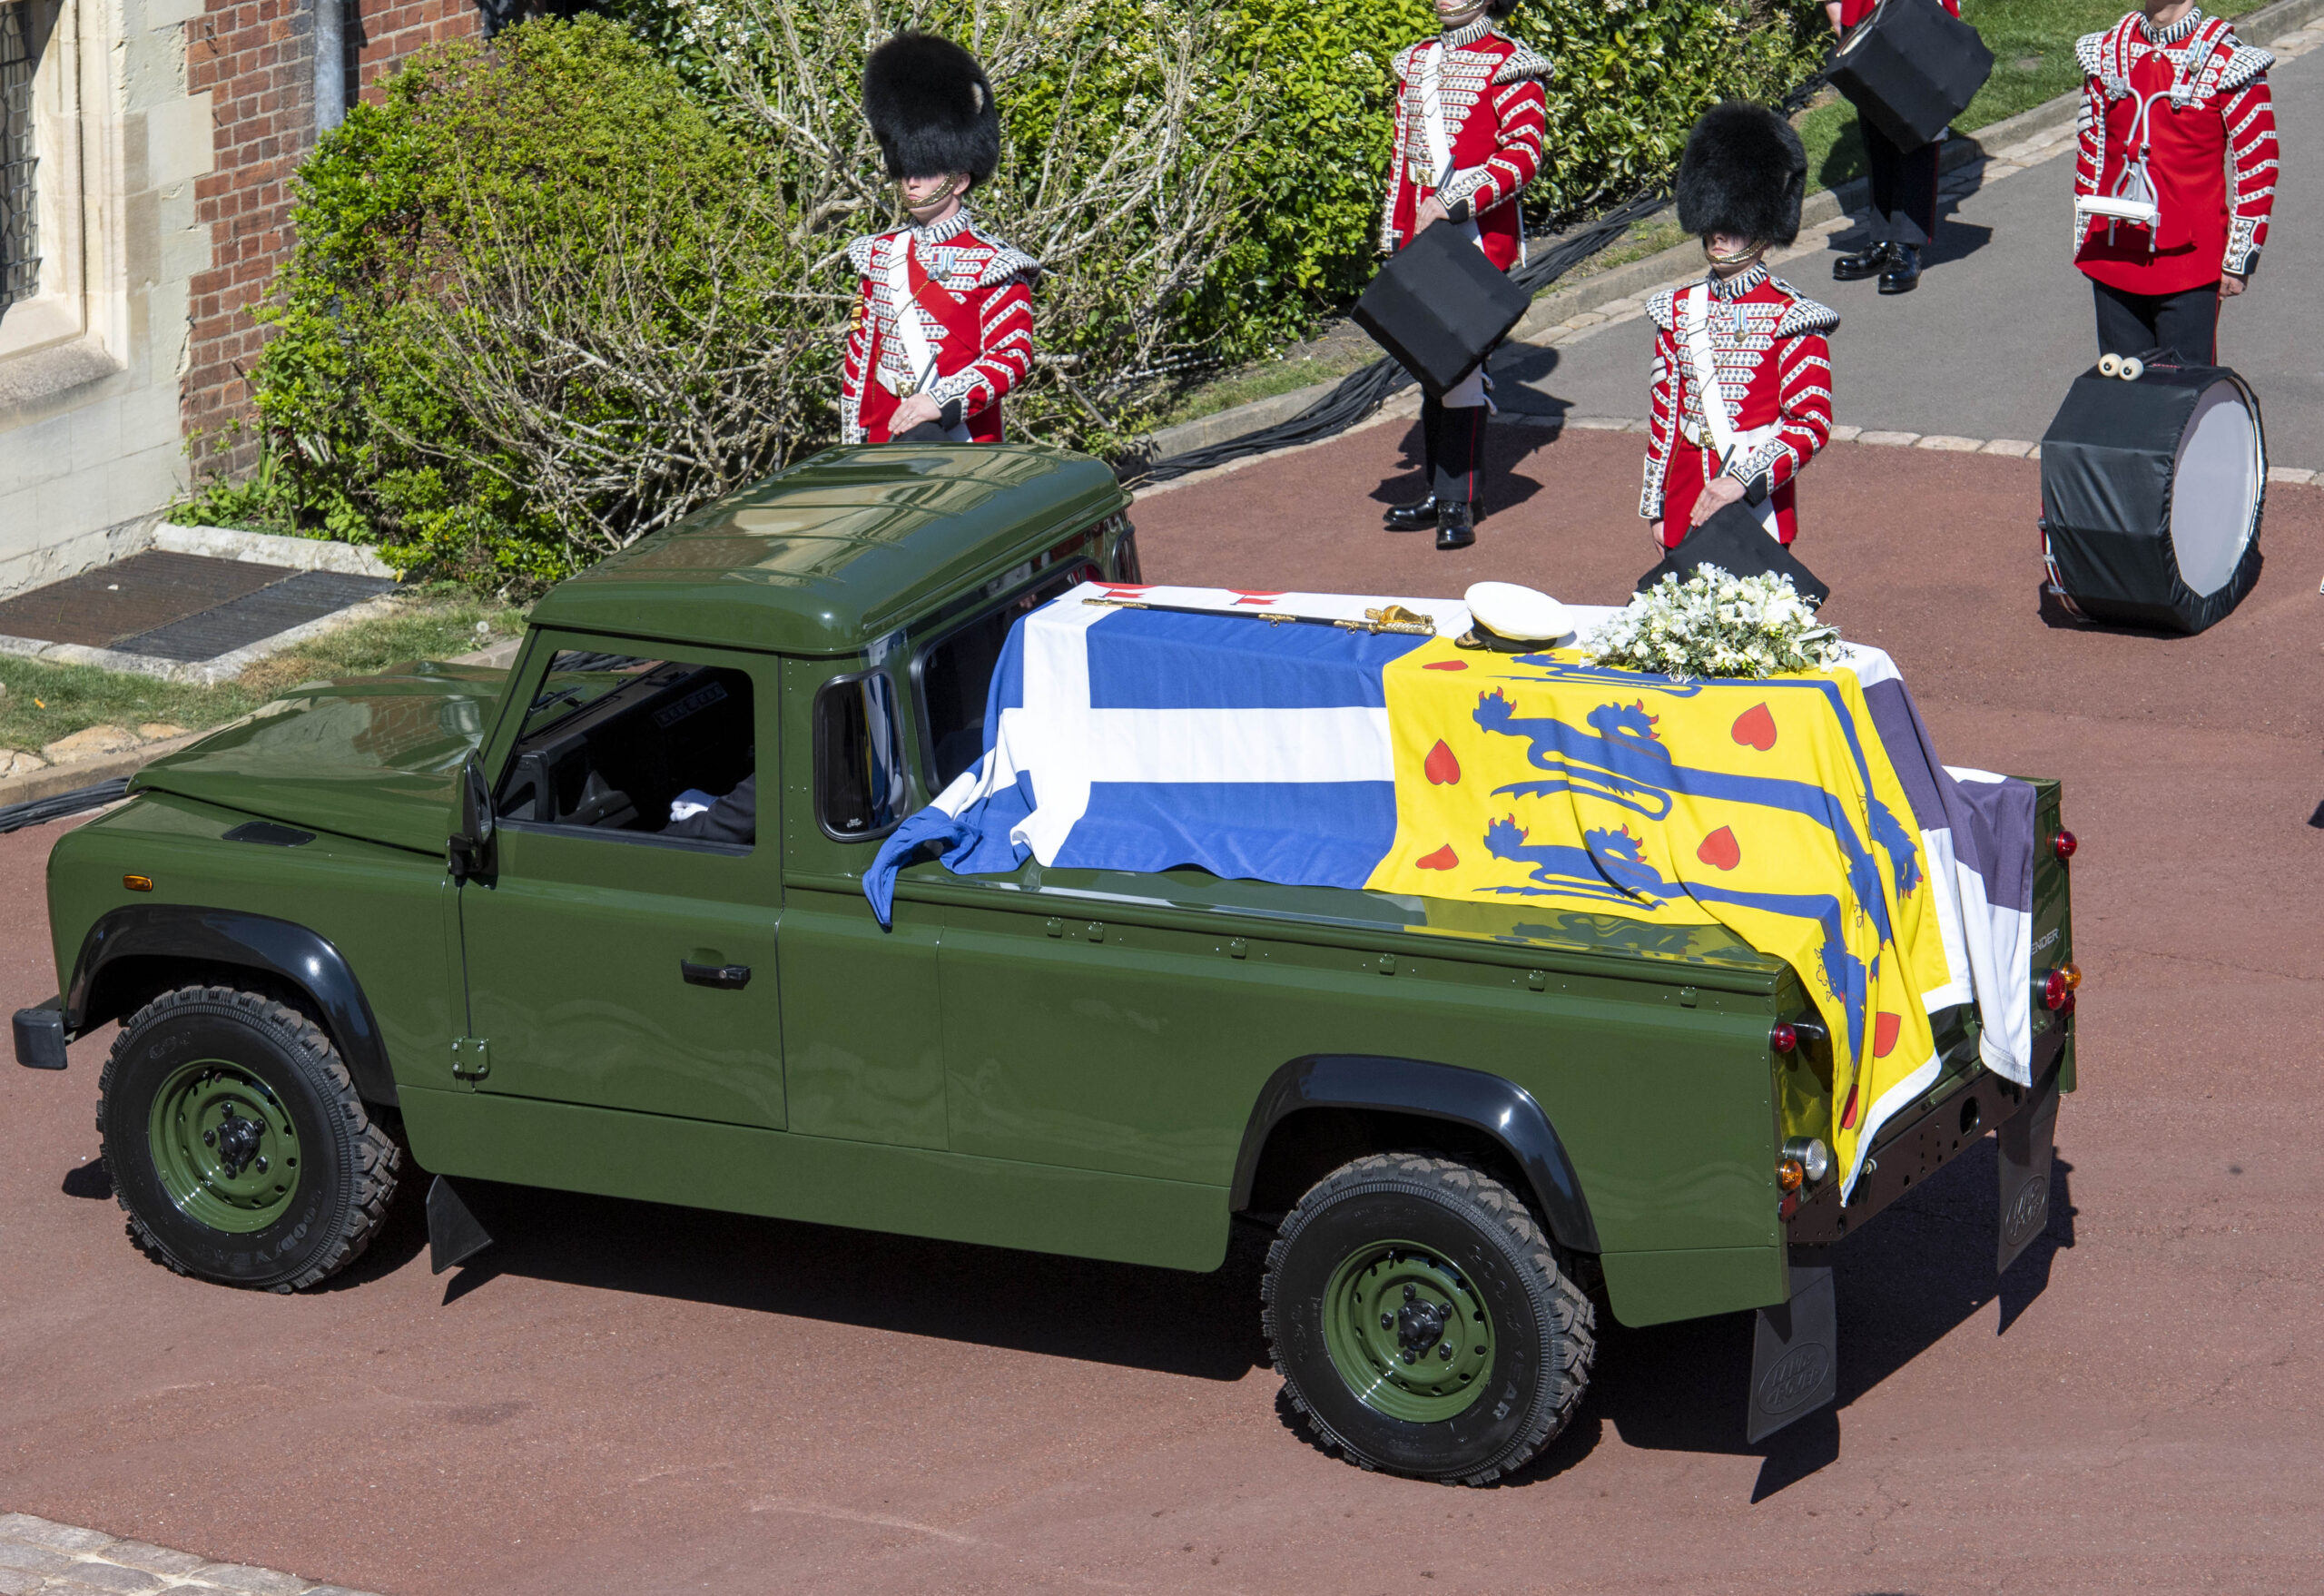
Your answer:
(1827, 0), (1995, 152)
(1353, 222), (1531, 397)
(2039, 362), (2266, 635)
(1638, 499), (1832, 606)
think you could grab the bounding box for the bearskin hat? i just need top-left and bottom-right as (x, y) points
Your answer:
(1485, 0), (1522, 16)
(863, 33), (1000, 187)
(1674, 102), (1807, 248)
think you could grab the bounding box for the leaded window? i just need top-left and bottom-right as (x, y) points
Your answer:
(0, 0), (35, 310)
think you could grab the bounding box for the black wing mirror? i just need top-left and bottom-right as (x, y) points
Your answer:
(448, 754), (497, 881)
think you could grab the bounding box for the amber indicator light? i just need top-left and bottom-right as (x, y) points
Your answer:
(1777, 1158), (1806, 1193)
(123, 874), (153, 892)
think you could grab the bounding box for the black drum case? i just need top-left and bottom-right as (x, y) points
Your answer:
(1638, 500), (1832, 605)
(1827, 0), (1995, 152)
(1353, 222), (1531, 397)
(2039, 362), (2266, 635)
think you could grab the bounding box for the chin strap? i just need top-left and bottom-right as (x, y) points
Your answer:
(1702, 238), (1768, 271)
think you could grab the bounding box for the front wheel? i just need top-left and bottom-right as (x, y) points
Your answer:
(97, 985), (400, 1292)
(1262, 1152), (1595, 1483)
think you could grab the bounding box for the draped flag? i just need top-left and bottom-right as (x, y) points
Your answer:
(865, 582), (2038, 1194)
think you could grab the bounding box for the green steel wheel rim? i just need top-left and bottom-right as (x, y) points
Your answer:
(145, 1059), (302, 1234)
(1320, 1239), (1495, 1423)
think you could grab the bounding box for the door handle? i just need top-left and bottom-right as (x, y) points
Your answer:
(681, 960), (752, 990)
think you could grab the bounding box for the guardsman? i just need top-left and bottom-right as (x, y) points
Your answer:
(1826, 0), (1959, 294)
(2073, 1), (2277, 362)
(841, 33), (1037, 445)
(1378, 0), (1549, 550)
(1641, 103), (1837, 551)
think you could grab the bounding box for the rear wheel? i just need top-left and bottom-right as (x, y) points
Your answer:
(1262, 1151), (1595, 1483)
(97, 985), (399, 1292)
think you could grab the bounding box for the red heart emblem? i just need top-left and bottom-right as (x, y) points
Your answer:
(1423, 659), (1469, 672)
(1731, 703), (1777, 752)
(1839, 1083), (1859, 1130)
(1423, 740), (1462, 786)
(1696, 825), (1741, 871)
(1874, 1012), (1901, 1058)
(1416, 844), (1459, 871)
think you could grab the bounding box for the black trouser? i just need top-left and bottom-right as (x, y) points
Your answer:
(1420, 396), (1487, 508)
(2092, 279), (2220, 364)
(1859, 120), (1941, 248)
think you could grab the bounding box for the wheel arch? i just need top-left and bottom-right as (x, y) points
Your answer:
(1232, 1055), (1600, 1255)
(65, 905), (398, 1107)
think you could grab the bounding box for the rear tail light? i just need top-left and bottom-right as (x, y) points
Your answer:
(2053, 830), (2079, 861)
(1782, 1136), (1831, 1185)
(1768, 1018), (1827, 1055)
(2042, 963), (2082, 1010)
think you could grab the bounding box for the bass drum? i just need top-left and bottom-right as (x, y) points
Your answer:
(2039, 361), (2265, 635)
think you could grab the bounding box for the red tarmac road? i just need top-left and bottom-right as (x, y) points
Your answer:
(3, 422), (2320, 1594)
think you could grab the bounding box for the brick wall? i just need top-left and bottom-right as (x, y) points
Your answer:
(182, 0), (481, 478)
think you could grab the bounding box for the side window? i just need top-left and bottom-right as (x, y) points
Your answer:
(915, 561), (1093, 789)
(813, 672), (907, 841)
(499, 651), (755, 847)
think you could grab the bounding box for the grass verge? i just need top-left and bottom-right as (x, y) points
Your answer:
(0, 586), (524, 762)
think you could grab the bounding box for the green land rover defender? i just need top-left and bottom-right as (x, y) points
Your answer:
(14, 445), (2076, 1483)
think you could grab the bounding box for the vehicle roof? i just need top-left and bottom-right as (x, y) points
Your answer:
(529, 443), (1128, 655)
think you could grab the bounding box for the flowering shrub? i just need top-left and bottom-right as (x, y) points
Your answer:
(1582, 566), (1842, 681)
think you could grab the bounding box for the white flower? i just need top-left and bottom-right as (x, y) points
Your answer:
(1581, 567), (1841, 682)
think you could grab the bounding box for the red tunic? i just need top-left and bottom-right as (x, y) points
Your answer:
(1381, 20), (1550, 272)
(841, 209), (1037, 444)
(1640, 265), (1837, 548)
(2073, 9), (2276, 295)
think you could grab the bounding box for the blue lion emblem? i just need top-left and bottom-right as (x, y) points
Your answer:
(1472, 688), (1916, 937)
(1481, 813), (1871, 1057)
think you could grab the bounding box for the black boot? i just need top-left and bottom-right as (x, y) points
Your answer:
(1384, 495), (1439, 531)
(1435, 499), (1477, 551)
(1832, 240), (1895, 282)
(1877, 242), (1922, 294)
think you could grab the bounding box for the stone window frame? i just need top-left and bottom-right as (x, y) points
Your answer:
(2, 0), (39, 306)
(0, 0), (129, 412)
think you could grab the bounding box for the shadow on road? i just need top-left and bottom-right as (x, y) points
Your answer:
(1370, 413), (1564, 521)
(1567, 1143), (2078, 1499)
(432, 1178), (1275, 1382)
(426, 1137), (2074, 1481)
(60, 1158), (111, 1199)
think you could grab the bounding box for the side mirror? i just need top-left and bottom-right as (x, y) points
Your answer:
(448, 755), (497, 881)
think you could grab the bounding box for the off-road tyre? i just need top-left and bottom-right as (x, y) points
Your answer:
(96, 985), (400, 1292)
(1262, 1151), (1595, 1483)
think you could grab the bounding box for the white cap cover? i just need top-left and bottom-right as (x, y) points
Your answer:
(1463, 582), (1572, 644)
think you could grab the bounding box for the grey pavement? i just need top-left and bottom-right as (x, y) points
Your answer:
(1495, 28), (2324, 467)
(0, 1515), (383, 1596)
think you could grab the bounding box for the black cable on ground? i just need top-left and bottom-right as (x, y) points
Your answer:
(0, 777), (132, 836)
(1132, 191), (1672, 485)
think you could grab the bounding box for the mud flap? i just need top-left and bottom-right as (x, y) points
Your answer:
(1997, 1063), (2061, 1275)
(1746, 1250), (1837, 1443)
(427, 1175), (495, 1276)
